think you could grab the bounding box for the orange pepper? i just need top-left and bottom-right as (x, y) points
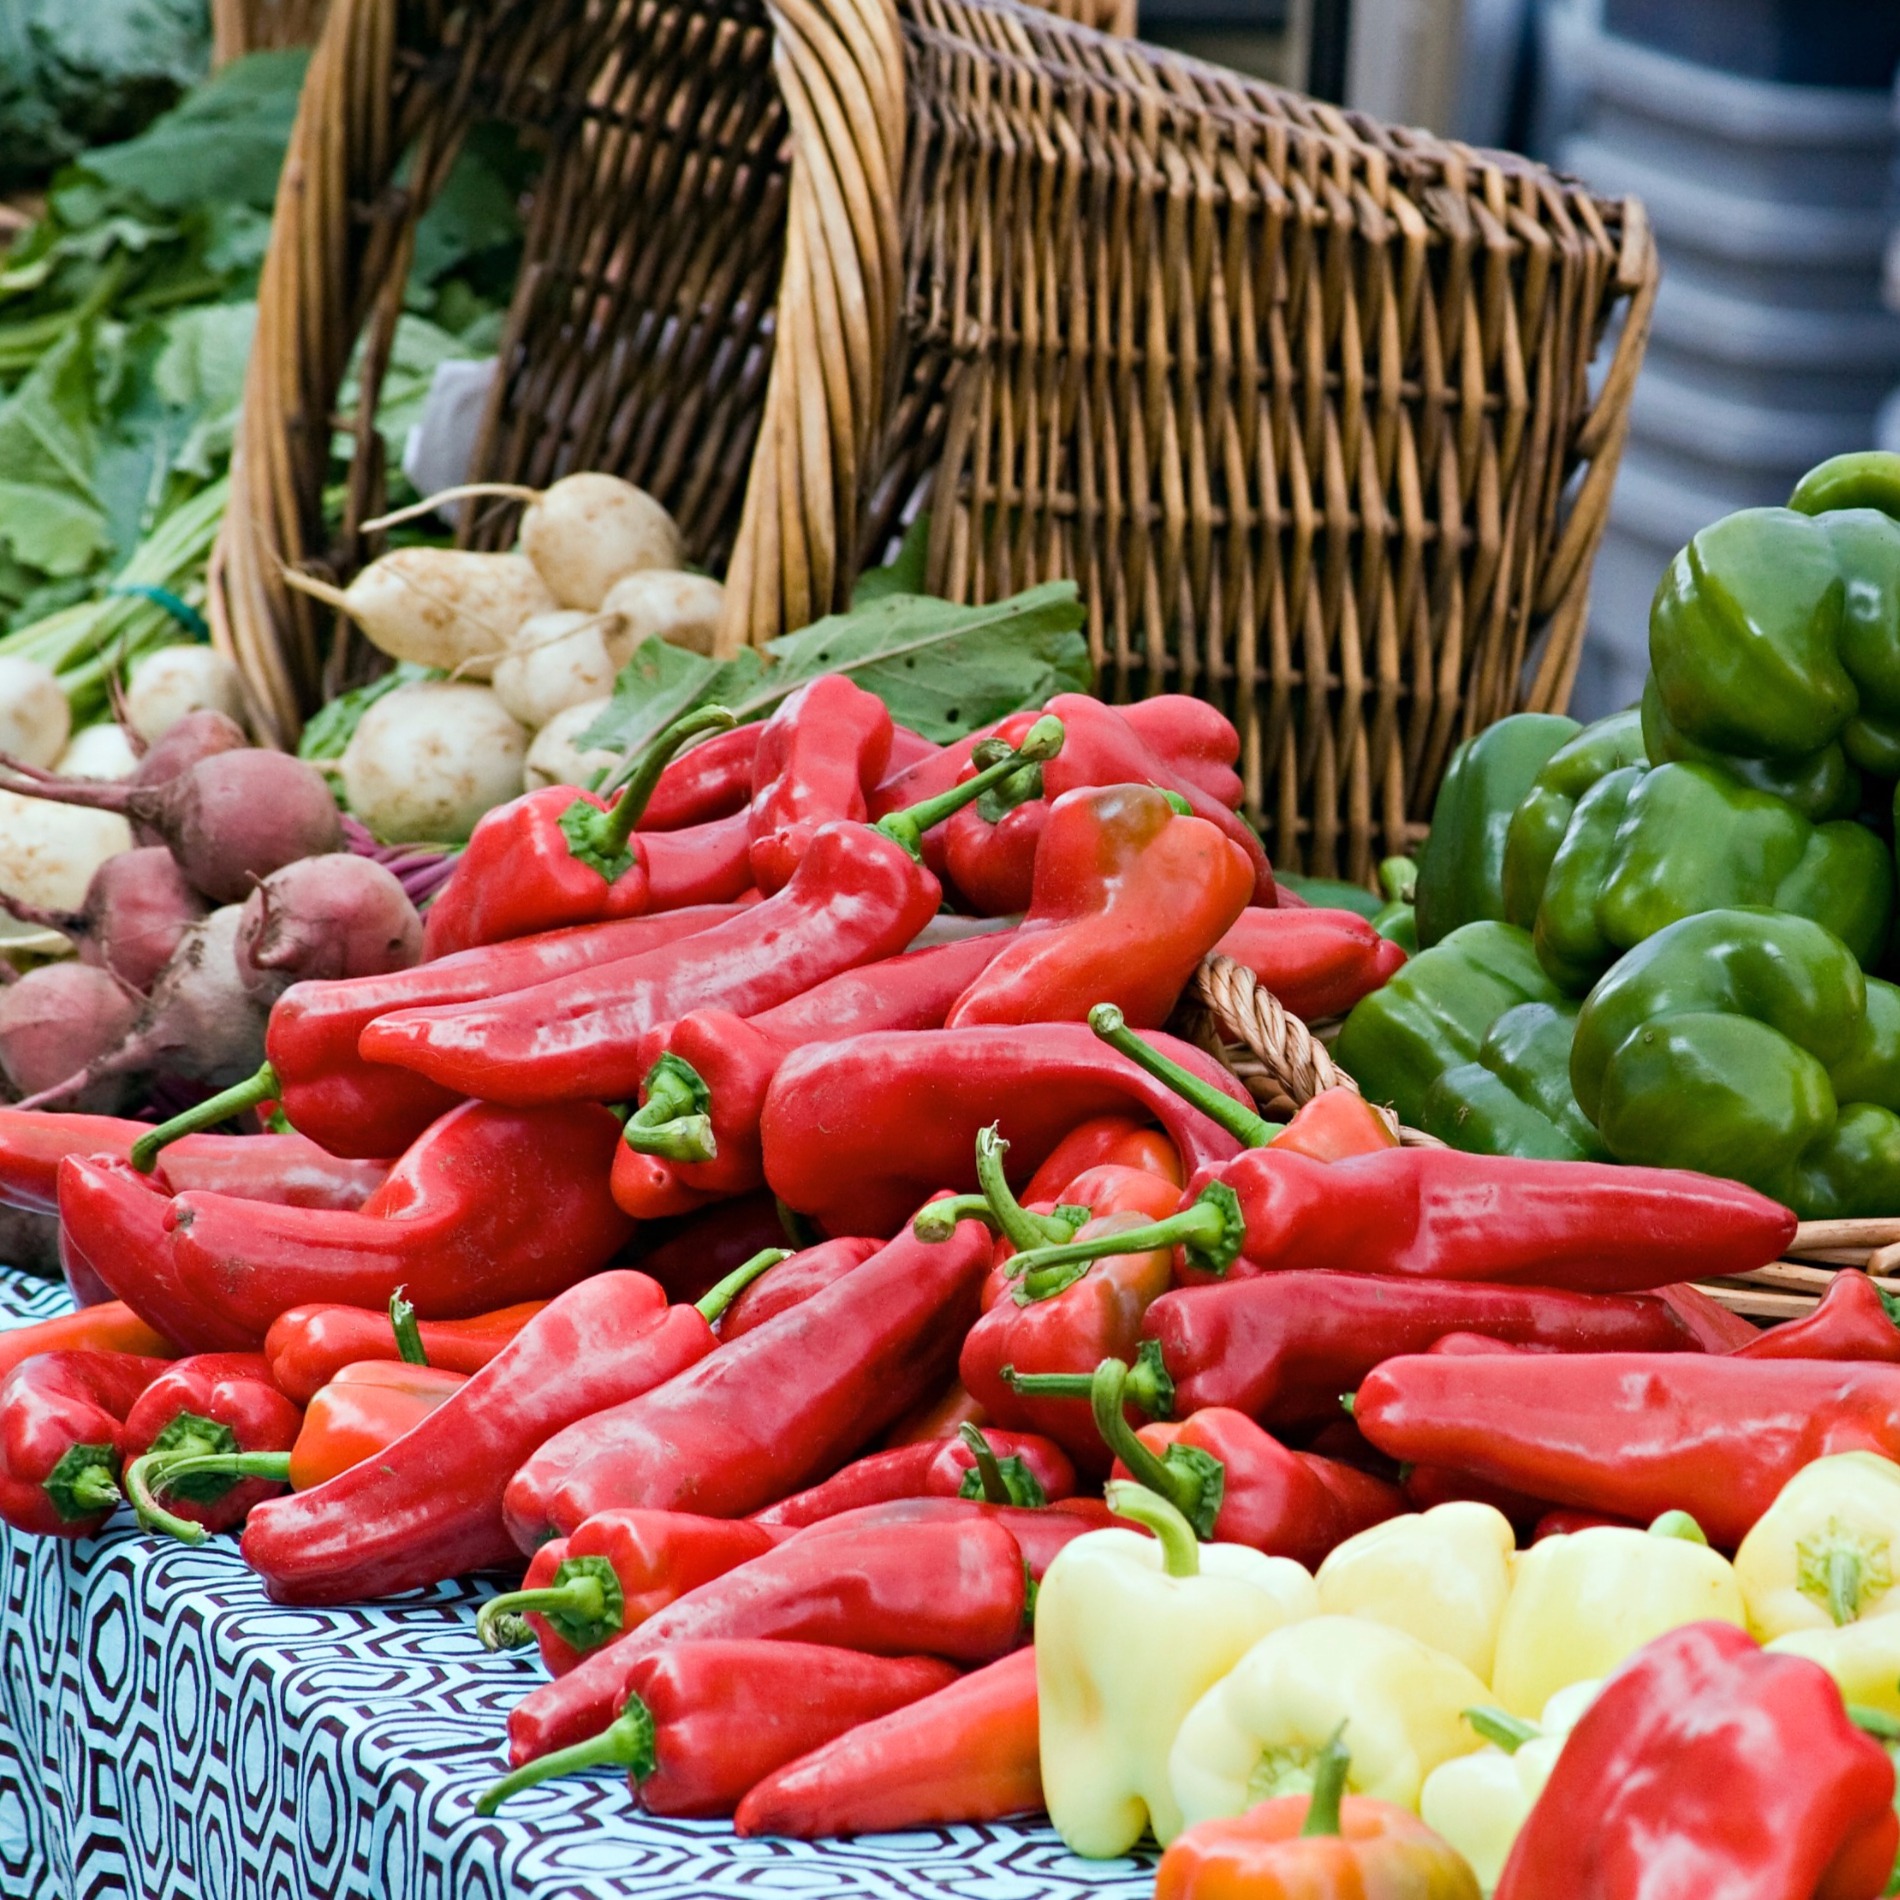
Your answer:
(1268, 1089), (1399, 1163)
(288, 1361), (469, 1490)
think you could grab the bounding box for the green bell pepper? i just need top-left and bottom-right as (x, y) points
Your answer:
(1500, 709), (1648, 928)
(1413, 714), (1578, 947)
(1530, 760), (1893, 994)
(1571, 908), (1900, 1217)
(1419, 1000), (1609, 1162)
(1336, 920), (1564, 1131)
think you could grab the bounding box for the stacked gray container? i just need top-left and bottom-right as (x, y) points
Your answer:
(1557, 23), (1900, 717)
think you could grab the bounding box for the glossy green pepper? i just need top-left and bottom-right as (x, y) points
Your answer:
(1420, 999), (1608, 1162)
(1500, 709), (1648, 928)
(1336, 920), (1563, 1130)
(1644, 452), (1900, 819)
(1413, 714), (1578, 947)
(1571, 908), (1900, 1217)
(1531, 761), (1892, 994)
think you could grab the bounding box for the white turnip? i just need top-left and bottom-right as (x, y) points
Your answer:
(0, 790), (134, 960)
(0, 847), (207, 993)
(524, 697), (620, 790)
(0, 963), (139, 1109)
(124, 645), (248, 742)
(0, 657), (71, 769)
(283, 550), (554, 678)
(600, 569), (726, 657)
(235, 855), (423, 1001)
(55, 724), (139, 780)
(491, 610), (630, 730)
(337, 681), (526, 842)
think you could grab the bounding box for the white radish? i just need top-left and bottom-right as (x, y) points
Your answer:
(0, 791), (134, 959)
(55, 724), (139, 780)
(283, 550), (554, 679)
(0, 964), (139, 1109)
(235, 855), (423, 1001)
(524, 698), (618, 791)
(601, 570), (726, 657)
(491, 610), (629, 730)
(364, 474), (685, 611)
(0, 657), (71, 769)
(124, 646), (248, 742)
(338, 681), (526, 842)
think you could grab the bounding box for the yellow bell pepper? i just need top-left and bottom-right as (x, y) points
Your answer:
(1316, 1501), (1516, 1684)
(1167, 1614), (1491, 1830)
(1416, 1681), (1599, 1894)
(1035, 1480), (1319, 1858)
(1768, 1617), (1900, 1717)
(1489, 1512), (1744, 1716)
(1734, 1451), (1900, 1639)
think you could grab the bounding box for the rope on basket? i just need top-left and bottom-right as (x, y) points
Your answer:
(1181, 955), (1444, 1148)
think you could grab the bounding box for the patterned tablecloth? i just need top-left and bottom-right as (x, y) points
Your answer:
(0, 1272), (1155, 1900)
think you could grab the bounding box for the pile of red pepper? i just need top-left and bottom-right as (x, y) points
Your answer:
(0, 671), (1874, 1866)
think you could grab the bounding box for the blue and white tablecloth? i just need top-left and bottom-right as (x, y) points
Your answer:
(0, 1272), (1154, 1900)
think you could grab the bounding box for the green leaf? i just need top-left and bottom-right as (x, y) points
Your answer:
(0, 484), (110, 578)
(0, 329), (110, 576)
(580, 580), (1089, 759)
(298, 662), (442, 763)
(852, 512), (930, 605)
(408, 124), (528, 290)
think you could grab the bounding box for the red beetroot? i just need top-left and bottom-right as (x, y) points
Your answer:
(0, 965), (139, 1109)
(0, 847), (207, 993)
(235, 856), (422, 1000)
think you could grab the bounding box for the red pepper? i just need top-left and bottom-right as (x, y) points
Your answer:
(475, 1510), (777, 1673)
(637, 722), (761, 831)
(263, 1298), (547, 1403)
(130, 903), (753, 1165)
(944, 785), (1253, 1029)
(479, 1639), (959, 1818)
(358, 722), (1064, 1108)
(422, 706), (752, 957)
(0, 1107), (387, 1214)
(718, 1237), (881, 1339)
(1657, 1282), (1762, 1353)
(1495, 1621), (1897, 1900)
(787, 1492), (1115, 1578)
(233, 1257), (782, 1604)
(1020, 1115), (1184, 1203)
(503, 1218), (990, 1547)
(747, 676), (894, 895)
(633, 1191), (790, 1305)
(750, 1425), (1076, 1529)
(1118, 696), (1245, 811)
(115, 1351), (302, 1535)
(939, 695), (1273, 914)
(1405, 1463), (1554, 1529)
(614, 931), (1017, 1211)
(0, 1349), (170, 1536)
(973, 1158), (1186, 1306)
(1530, 1507), (1636, 1539)
(734, 1646), (1041, 1839)
(1732, 1271), (1900, 1361)
(998, 1143), (1796, 1295)
(1267, 1089), (1401, 1161)
(759, 1023), (1252, 1238)
(505, 1514), (1028, 1766)
(1355, 1351), (1900, 1549)
(0, 1301), (175, 1385)
(882, 1380), (989, 1447)
(1212, 908), (1407, 1022)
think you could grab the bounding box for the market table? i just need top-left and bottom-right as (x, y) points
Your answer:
(0, 1271), (1153, 1900)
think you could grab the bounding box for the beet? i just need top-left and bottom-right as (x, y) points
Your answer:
(126, 709), (248, 845)
(236, 854), (423, 1001)
(0, 964), (140, 1110)
(0, 746), (343, 903)
(0, 846), (208, 992)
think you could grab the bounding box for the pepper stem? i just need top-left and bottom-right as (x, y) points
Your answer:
(130, 1061), (279, 1172)
(975, 1125), (1081, 1254)
(390, 1287), (429, 1366)
(1300, 1727), (1351, 1837)
(1002, 1338), (1176, 1419)
(621, 1055), (717, 1163)
(1106, 1481), (1199, 1577)
(126, 1449), (292, 1545)
(957, 1423), (1047, 1508)
(695, 1247), (788, 1324)
(873, 715), (1065, 858)
(474, 1692), (659, 1815)
(1001, 1182), (1246, 1282)
(1829, 1547), (1863, 1627)
(476, 1556), (620, 1654)
(913, 1195), (998, 1242)
(562, 706), (738, 878)
(1088, 1357), (1218, 1535)
(1463, 1707), (1541, 1755)
(1647, 1510), (1708, 1545)
(1087, 1003), (1282, 1148)
(1850, 1703), (1900, 1742)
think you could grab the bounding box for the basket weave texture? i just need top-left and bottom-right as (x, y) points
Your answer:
(211, 0), (332, 63)
(212, 0), (1655, 877)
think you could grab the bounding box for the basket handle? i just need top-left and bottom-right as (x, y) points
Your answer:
(717, 0), (910, 654)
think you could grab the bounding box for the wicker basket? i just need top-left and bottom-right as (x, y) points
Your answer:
(212, 0), (1655, 878)
(210, 0), (332, 63)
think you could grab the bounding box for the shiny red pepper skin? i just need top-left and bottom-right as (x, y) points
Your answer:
(1020, 1117), (1184, 1202)
(750, 1431), (1077, 1530)
(946, 786), (1253, 1029)
(263, 1299), (547, 1404)
(734, 1646), (1042, 1839)
(617, 932), (1017, 1211)
(760, 1024), (1251, 1238)
(0, 1303), (174, 1387)
(639, 724), (762, 831)
(362, 824), (944, 1107)
(1118, 697), (1245, 811)
(505, 1220), (991, 1547)
(237, 1270), (695, 1603)
(506, 1515), (1028, 1766)
(1141, 1272), (1699, 1428)
(633, 1193), (790, 1306)
(119, 1352), (303, 1534)
(0, 1108), (387, 1215)
(941, 696), (1273, 913)
(1731, 1270), (1900, 1362)
(1212, 907), (1408, 1022)
(747, 676), (894, 895)
(269, 902), (749, 1157)
(1356, 1351), (1900, 1549)
(979, 1164), (1184, 1306)
(719, 1237), (881, 1339)
(792, 1492), (1115, 1579)
(1496, 1621), (1897, 1900)
(0, 1350), (170, 1536)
